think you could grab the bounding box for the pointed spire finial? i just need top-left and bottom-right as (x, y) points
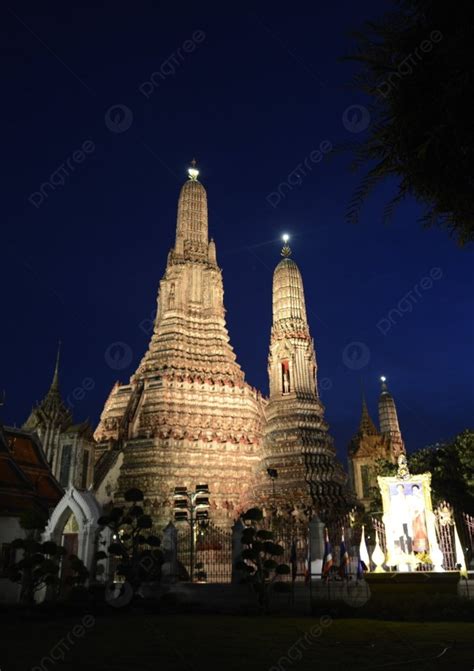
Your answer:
(51, 340), (61, 391)
(380, 375), (387, 392)
(188, 158), (199, 181)
(281, 233), (291, 257)
(359, 388), (377, 435)
(361, 390), (369, 413)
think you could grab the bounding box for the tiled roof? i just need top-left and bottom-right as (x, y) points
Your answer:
(0, 425), (63, 515)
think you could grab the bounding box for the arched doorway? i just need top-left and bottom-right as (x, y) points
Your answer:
(60, 510), (79, 590)
(43, 487), (105, 581)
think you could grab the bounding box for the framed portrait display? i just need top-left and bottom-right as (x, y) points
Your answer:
(377, 471), (440, 570)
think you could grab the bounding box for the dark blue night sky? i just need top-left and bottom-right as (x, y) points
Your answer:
(3, 1), (473, 464)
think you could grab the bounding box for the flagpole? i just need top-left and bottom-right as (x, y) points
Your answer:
(308, 525), (312, 610)
(290, 537), (295, 609)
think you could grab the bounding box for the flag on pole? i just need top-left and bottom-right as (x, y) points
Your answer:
(339, 529), (350, 578)
(290, 539), (297, 582)
(322, 527), (333, 578)
(356, 558), (365, 580)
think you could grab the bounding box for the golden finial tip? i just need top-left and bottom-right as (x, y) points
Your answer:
(188, 158), (199, 180)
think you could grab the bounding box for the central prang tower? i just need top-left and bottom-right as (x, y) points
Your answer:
(94, 162), (265, 527)
(262, 238), (350, 519)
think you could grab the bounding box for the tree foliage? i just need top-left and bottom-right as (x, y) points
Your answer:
(97, 488), (163, 589)
(346, 0), (474, 244)
(7, 510), (91, 605)
(367, 458), (398, 515)
(236, 508), (290, 611)
(64, 555), (90, 588)
(7, 510), (65, 604)
(408, 429), (474, 513)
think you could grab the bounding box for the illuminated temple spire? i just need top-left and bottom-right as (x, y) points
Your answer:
(378, 376), (405, 458)
(94, 163), (264, 527)
(262, 235), (351, 518)
(269, 238), (312, 395)
(174, 159), (209, 260)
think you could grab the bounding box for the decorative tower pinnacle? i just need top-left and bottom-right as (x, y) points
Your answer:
(347, 389), (394, 508)
(281, 233), (291, 258)
(23, 344), (72, 463)
(378, 376), (405, 459)
(24, 344), (71, 428)
(188, 158), (199, 181)
(23, 344), (94, 489)
(174, 160), (208, 259)
(270, 244), (312, 395)
(271, 235), (310, 356)
(262, 242), (351, 518)
(51, 340), (61, 392)
(359, 393), (378, 436)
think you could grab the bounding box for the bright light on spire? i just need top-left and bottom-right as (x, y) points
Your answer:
(281, 234), (292, 258)
(380, 375), (386, 382)
(188, 158), (199, 181)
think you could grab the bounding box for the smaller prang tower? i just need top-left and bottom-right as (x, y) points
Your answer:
(262, 236), (350, 519)
(378, 376), (405, 459)
(348, 376), (406, 509)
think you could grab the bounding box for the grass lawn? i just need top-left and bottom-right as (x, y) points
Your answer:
(2, 613), (473, 670)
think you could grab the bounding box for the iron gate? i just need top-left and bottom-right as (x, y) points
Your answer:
(261, 516), (310, 581)
(272, 525), (309, 581)
(177, 522), (232, 583)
